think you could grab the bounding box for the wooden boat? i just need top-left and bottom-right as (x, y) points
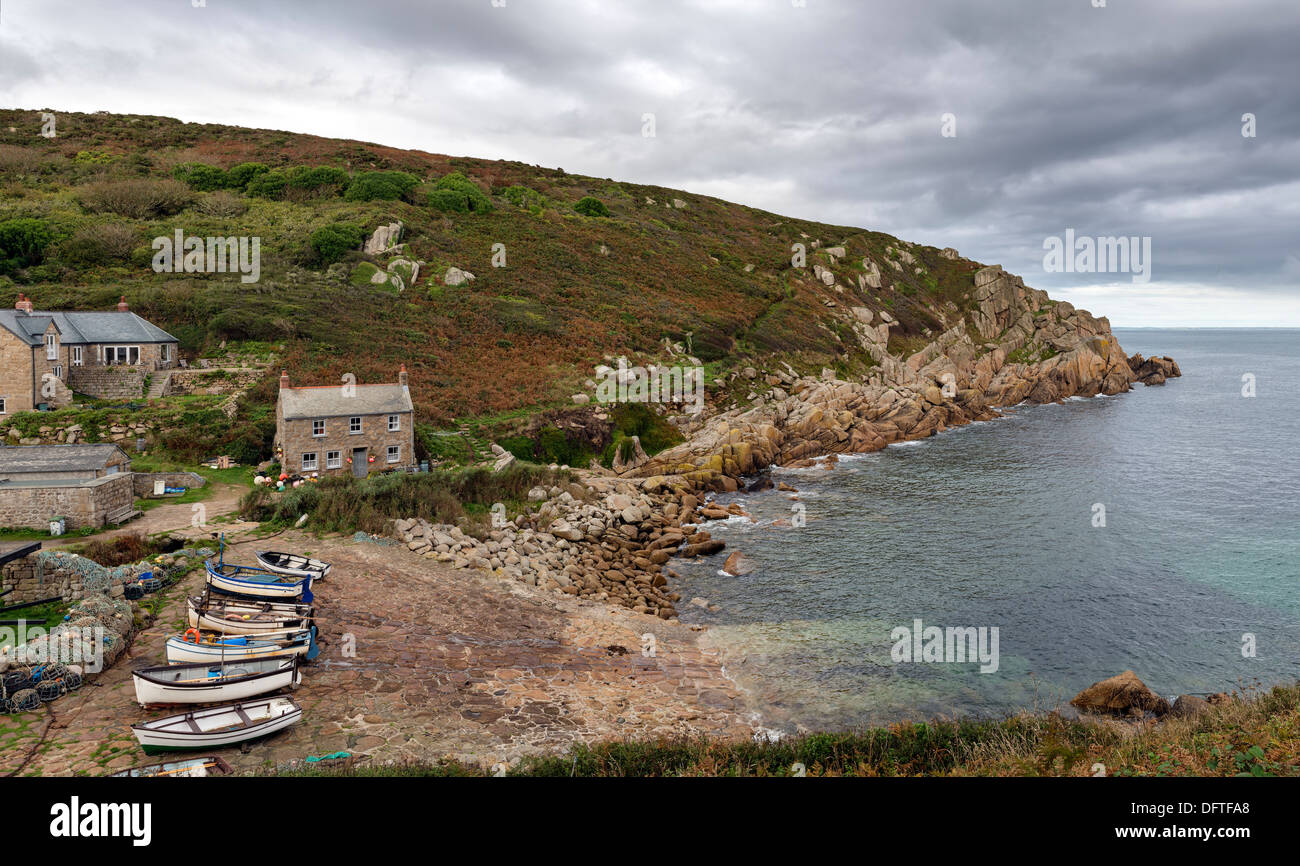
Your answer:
(255, 550), (332, 581)
(165, 626), (318, 664)
(205, 559), (313, 602)
(132, 657), (300, 706)
(130, 697), (302, 755)
(110, 756), (233, 777)
(187, 594), (314, 635)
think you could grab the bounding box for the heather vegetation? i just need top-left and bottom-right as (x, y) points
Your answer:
(0, 108), (985, 462)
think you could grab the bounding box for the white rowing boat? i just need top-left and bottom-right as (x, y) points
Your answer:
(165, 627), (317, 664)
(132, 657), (300, 707)
(110, 756), (233, 777)
(206, 560), (313, 601)
(130, 697), (302, 755)
(187, 594), (315, 635)
(255, 550), (332, 581)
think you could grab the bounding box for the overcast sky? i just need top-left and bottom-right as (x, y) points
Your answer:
(2, 0), (1297, 326)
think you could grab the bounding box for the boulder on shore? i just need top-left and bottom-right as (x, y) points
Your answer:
(1070, 670), (1170, 716)
(722, 551), (756, 575)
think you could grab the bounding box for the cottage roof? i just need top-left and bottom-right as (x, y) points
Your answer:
(279, 384), (414, 420)
(0, 310), (176, 346)
(0, 443), (131, 476)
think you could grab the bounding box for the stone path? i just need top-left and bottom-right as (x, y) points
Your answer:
(1, 531), (753, 776)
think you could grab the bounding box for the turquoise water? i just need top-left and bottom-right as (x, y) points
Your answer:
(671, 329), (1300, 732)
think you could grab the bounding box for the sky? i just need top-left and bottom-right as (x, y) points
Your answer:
(1, 0), (1297, 326)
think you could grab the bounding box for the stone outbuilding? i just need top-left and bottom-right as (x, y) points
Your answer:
(0, 444), (137, 530)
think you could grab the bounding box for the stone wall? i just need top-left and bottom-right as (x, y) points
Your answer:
(0, 328), (37, 414)
(133, 471), (205, 497)
(0, 554), (79, 606)
(67, 366), (146, 400)
(165, 368), (262, 397)
(0, 472), (135, 530)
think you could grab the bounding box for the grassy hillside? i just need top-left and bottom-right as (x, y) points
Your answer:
(0, 108), (983, 459)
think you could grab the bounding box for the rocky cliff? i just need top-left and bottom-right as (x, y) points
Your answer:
(627, 262), (1180, 491)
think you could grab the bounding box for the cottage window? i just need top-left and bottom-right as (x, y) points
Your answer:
(387, 445), (400, 464)
(45, 334), (58, 360)
(105, 346), (141, 366)
(161, 345), (171, 363)
(302, 452), (318, 471)
(52, 365), (62, 379)
(312, 419), (326, 437)
(326, 451), (341, 469)
(349, 417), (362, 434)
(0, 398), (6, 414)
(71, 346), (83, 366)
(388, 414), (400, 432)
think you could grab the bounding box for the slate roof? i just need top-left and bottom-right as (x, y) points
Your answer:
(0, 310), (177, 346)
(280, 384), (414, 420)
(0, 443), (131, 476)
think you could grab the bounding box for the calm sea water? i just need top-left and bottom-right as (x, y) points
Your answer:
(672, 329), (1300, 733)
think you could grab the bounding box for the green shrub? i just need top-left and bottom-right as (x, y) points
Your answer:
(0, 218), (54, 274)
(58, 222), (138, 266)
(344, 170), (420, 202)
(172, 162), (232, 191)
(427, 188), (469, 213)
(246, 170), (289, 199)
(574, 196), (610, 218)
(77, 178), (192, 218)
(502, 184), (545, 213)
(427, 172), (492, 213)
(310, 223), (366, 264)
(227, 162), (270, 188)
(286, 166), (351, 195)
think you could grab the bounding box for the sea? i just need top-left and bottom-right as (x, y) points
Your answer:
(669, 329), (1300, 733)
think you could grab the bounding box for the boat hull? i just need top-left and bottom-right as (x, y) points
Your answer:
(131, 698), (302, 755)
(186, 596), (314, 635)
(255, 551), (332, 581)
(132, 659), (300, 706)
(165, 631), (312, 664)
(206, 571), (310, 601)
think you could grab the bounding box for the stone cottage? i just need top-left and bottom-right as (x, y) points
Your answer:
(274, 366), (416, 478)
(0, 293), (180, 413)
(0, 443), (137, 529)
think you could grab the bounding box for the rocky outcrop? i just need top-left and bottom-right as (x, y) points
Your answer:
(364, 221), (403, 255)
(391, 474), (736, 620)
(1127, 353), (1182, 386)
(626, 263), (1169, 492)
(1070, 670), (1170, 716)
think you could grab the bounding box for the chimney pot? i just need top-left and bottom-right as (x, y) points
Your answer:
(117, 295), (129, 312)
(399, 363), (408, 387)
(279, 370), (290, 389)
(15, 293), (33, 313)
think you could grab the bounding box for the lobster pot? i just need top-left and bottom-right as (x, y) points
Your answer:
(36, 680), (65, 702)
(9, 689), (39, 712)
(2, 667), (33, 696)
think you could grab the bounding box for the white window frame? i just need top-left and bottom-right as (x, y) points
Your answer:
(71, 346), (83, 366)
(45, 334), (58, 360)
(52, 365), (62, 379)
(105, 345), (141, 366)
(349, 416), (362, 434)
(0, 397), (6, 415)
(326, 451), (341, 469)
(302, 452), (318, 471)
(388, 414), (400, 432)
(312, 419), (326, 437)
(160, 344), (171, 363)
(387, 445), (400, 464)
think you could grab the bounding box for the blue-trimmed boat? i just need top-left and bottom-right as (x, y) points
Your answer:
(205, 538), (313, 602)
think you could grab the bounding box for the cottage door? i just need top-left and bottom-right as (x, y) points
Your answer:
(352, 448), (368, 478)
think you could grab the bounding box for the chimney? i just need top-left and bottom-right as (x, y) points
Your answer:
(117, 295), (129, 312)
(279, 370), (290, 389)
(398, 363), (408, 387)
(14, 293), (33, 314)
